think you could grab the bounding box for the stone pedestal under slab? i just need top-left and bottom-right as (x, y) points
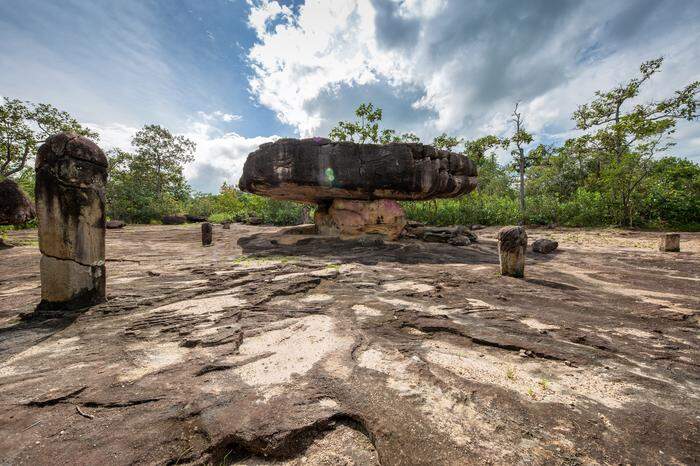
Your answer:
(314, 199), (407, 240)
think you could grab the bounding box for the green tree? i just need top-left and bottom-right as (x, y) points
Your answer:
(504, 103), (533, 220)
(105, 125), (195, 223)
(329, 102), (420, 144)
(463, 136), (510, 194)
(131, 124), (196, 201)
(432, 132), (462, 151)
(570, 57), (699, 225)
(0, 97), (97, 178)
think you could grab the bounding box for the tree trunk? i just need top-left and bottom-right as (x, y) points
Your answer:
(518, 149), (526, 221)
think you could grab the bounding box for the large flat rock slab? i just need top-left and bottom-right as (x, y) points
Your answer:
(239, 138), (478, 203)
(1, 225), (699, 465)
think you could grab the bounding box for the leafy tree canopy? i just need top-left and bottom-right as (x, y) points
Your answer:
(329, 102), (420, 144)
(0, 97), (97, 178)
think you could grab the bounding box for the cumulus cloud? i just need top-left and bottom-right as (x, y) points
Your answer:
(197, 110), (243, 123)
(246, 0), (700, 160)
(181, 122), (277, 193)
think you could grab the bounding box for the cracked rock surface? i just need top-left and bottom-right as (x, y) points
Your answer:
(1, 224), (699, 465)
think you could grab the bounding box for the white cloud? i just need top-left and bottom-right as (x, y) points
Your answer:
(246, 0), (294, 36)
(85, 122), (138, 153)
(180, 120), (278, 193)
(197, 110), (243, 123)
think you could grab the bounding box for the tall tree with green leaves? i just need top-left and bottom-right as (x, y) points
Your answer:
(329, 102), (420, 144)
(463, 135), (508, 194)
(505, 103), (533, 219)
(131, 124), (196, 201)
(106, 125), (195, 223)
(432, 132), (462, 151)
(0, 97), (97, 178)
(571, 57), (699, 225)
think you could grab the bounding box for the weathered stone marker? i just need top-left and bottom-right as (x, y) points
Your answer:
(659, 233), (680, 252)
(35, 133), (108, 310)
(202, 222), (213, 246)
(239, 138), (477, 240)
(498, 226), (527, 278)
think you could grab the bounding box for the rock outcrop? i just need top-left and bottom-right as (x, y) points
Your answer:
(239, 138), (478, 239)
(0, 178), (35, 226)
(35, 133), (108, 310)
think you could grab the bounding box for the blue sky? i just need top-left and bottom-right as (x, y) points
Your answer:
(1, 0), (699, 192)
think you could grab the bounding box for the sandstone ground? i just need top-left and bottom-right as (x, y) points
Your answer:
(1, 225), (698, 465)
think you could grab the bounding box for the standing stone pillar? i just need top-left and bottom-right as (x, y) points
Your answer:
(202, 222), (213, 246)
(497, 226), (527, 278)
(659, 233), (680, 252)
(35, 133), (108, 310)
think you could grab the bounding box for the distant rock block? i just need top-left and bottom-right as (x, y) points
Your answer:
(162, 215), (187, 225)
(239, 138), (479, 241)
(659, 233), (680, 252)
(532, 238), (558, 254)
(0, 178), (35, 225)
(186, 215), (208, 223)
(106, 220), (125, 229)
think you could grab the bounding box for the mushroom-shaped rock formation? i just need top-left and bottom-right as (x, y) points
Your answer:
(239, 138), (477, 239)
(0, 178), (35, 226)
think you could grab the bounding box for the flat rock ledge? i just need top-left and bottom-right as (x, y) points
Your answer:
(239, 138), (477, 203)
